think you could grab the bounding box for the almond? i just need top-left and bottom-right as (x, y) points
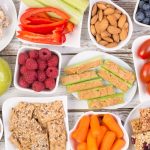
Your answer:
(107, 15), (117, 26)
(118, 14), (127, 28)
(113, 34), (120, 43)
(120, 29), (128, 41)
(107, 26), (121, 34)
(97, 3), (107, 10)
(114, 9), (122, 14)
(101, 31), (111, 38)
(106, 42), (118, 48)
(96, 34), (101, 42)
(95, 19), (109, 34)
(106, 4), (115, 9)
(102, 37), (113, 43)
(123, 22), (129, 29)
(104, 8), (115, 15)
(90, 25), (96, 36)
(98, 10), (103, 22)
(91, 14), (98, 24)
(113, 13), (121, 20)
(99, 40), (108, 46)
(92, 4), (97, 16)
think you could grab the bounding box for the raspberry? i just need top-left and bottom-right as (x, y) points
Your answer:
(29, 50), (39, 59)
(37, 59), (47, 71)
(48, 54), (59, 67)
(18, 52), (28, 65)
(39, 48), (51, 60)
(32, 81), (45, 92)
(38, 71), (46, 82)
(44, 78), (56, 90)
(24, 70), (37, 84)
(25, 58), (38, 70)
(18, 76), (29, 88)
(46, 67), (58, 78)
(20, 65), (28, 75)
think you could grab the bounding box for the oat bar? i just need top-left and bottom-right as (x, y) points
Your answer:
(130, 118), (142, 134)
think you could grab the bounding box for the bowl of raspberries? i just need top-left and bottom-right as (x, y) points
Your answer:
(134, 0), (150, 26)
(14, 46), (61, 93)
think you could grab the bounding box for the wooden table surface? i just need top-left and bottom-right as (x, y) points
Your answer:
(0, 0), (147, 149)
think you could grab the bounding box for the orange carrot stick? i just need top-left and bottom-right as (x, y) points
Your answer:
(111, 139), (126, 150)
(77, 142), (87, 150)
(72, 115), (90, 143)
(90, 115), (101, 138)
(97, 125), (108, 148)
(87, 130), (98, 150)
(100, 131), (116, 150)
(102, 114), (124, 138)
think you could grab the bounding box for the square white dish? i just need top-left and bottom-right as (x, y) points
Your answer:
(132, 35), (150, 102)
(16, 2), (83, 48)
(2, 96), (70, 150)
(14, 46), (61, 94)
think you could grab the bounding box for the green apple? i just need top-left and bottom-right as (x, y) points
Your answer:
(0, 58), (12, 96)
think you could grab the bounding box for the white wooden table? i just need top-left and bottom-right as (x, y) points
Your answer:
(0, 0), (148, 149)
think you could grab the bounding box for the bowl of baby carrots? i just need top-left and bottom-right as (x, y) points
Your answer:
(69, 112), (129, 150)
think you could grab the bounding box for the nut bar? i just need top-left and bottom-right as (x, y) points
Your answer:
(130, 118), (142, 134)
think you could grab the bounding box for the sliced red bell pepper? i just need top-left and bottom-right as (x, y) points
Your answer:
(20, 19), (67, 34)
(20, 7), (70, 25)
(17, 30), (66, 45)
(64, 22), (74, 34)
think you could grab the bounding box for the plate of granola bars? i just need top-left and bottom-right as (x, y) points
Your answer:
(124, 101), (150, 150)
(2, 96), (69, 150)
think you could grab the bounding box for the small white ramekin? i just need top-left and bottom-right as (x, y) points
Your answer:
(69, 111), (129, 150)
(14, 46), (61, 94)
(88, 0), (133, 52)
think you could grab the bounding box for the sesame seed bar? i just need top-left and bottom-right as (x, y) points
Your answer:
(130, 118), (142, 134)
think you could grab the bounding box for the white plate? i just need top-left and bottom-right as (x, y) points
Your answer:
(66, 51), (137, 109)
(124, 101), (150, 150)
(132, 35), (150, 102)
(16, 2), (83, 48)
(2, 96), (70, 150)
(0, 0), (17, 51)
(70, 111), (129, 150)
(14, 46), (61, 95)
(88, 0), (133, 52)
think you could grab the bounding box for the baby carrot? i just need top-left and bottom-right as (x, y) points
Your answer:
(96, 125), (108, 148)
(77, 142), (87, 150)
(111, 139), (126, 150)
(87, 130), (98, 150)
(73, 115), (90, 143)
(102, 114), (124, 138)
(100, 131), (116, 150)
(90, 115), (101, 138)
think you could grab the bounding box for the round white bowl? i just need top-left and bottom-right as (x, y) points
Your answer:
(133, 0), (150, 28)
(88, 0), (133, 52)
(0, 0), (17, 51)
(0, 118), (3, 141)
(69, 111), (129, 150)
(14, 46), (61, 95)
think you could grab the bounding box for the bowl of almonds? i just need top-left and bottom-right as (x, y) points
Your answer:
(88, 0), (133, 51)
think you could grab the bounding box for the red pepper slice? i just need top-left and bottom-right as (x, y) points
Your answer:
(17, 30), (66, 45)
(20, 7), (70, 25)
(64, 22), (74, 34)
(20, 19), (67, 34)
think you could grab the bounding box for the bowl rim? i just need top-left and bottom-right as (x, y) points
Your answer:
(69, 111), (129, 150)
(13, 46), (61, 94)
(88, 0), (133, 52)
(133, 0), (150, 28)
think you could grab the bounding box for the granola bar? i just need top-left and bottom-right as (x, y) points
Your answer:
(130, 118), (142, 134)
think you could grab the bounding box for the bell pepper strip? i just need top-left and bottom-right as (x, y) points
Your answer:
(20, 7), (70, 25)
(64, 22), (74, 34)
(20, 19), (67, 34)
(17, 30), (66, 45)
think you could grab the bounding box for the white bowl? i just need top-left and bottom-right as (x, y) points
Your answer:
(88, 0), (133, 52)
(0, 0), (17, 51)
(133, 0), (150, 28)
(0, 118), (3, 141)
(132, 35), (150, 102)
(69, 111), (129, 150)
(14, 46), (61, 94)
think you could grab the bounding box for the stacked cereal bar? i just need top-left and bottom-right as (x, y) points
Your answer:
(130, 108), (150, 150)
(9, 101), (67, 150)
